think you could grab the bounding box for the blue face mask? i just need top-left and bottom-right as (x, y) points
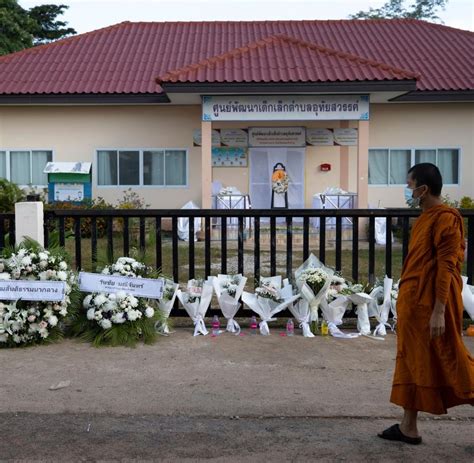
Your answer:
(404, 186), (424, 208)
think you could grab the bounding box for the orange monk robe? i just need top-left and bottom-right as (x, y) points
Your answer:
(391, 204), (474, 415)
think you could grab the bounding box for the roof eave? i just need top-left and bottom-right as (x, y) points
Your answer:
(389, 90), (474, 102)
(0, 93), (170, 105)
(160, 80), (418, 94)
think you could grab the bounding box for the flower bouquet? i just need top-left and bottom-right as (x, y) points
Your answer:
(155, 279), (179, 335)
(461, 276), (474, 320)
(320, 286), (358, 338)
(242, 276), (299, 335)
(368, 276), (394, 336)
(72, 257), (160, 347)
(177, 279), (213, 336)
(0, 239), (77, 347)
(295, 254), (334, 334)
(212, 274), (247, 335)
(340, 283), (373, 336)
(271, 169), (289, 194)
(289, 299), (314, 337)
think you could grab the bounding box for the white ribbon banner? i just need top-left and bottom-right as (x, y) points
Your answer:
(78, 272), (164, 299)
(0, 280), (65, 301)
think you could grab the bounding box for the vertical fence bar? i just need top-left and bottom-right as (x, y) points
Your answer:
(270, 216), (276, 275)
(107, 217), (113, 263)
(319, 216), (326, 264)
(91, 217), (97, 271)
(335, 216), (342, 272)
(352, 216), (359, 283)
(303, 216), (309, 262)
(74, 217), (81, 269)
(286, 216), (293, 281)
(368, 216), (375, 284)
(238, 216), (244, 275)
(172, 216), (179, 283)
(254, 217), (260, 287)
(59, 216), (65, 247)
(221, 216), (227, 274)
(155, 217), (162, 271)
(205, 217), (211, 278)
(402, 216), (410, 263)
(43, 214), (49, 249)
(467, 216), (474, 284)
(139, 217), (146, 254)
(0, 217), (5, 250)
(123, 217), (130, 257)
(188, 217), (195, 280)
(385, 216), (393, 278)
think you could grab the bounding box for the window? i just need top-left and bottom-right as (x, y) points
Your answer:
(0, 150), (52, 186)
(369, 148), (460, 185)
(98, 149), (187, 187)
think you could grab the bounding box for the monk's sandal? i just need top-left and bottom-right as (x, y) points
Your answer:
(377, 424), (422, 445)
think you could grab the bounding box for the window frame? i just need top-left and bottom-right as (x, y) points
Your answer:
(368, 146), (461, 187)
(0, 148), (54, 187)
(95, 148), (189, 188)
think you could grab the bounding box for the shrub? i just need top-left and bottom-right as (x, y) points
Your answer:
(0, 179), (25, 212)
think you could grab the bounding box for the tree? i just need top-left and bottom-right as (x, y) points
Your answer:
(0, 0), (76, 55)
(349, 0), (448, 22)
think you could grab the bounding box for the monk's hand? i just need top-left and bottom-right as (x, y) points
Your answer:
(430, 300), (446, 339)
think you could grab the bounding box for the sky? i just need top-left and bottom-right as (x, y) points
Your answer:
(19, 0), (474, 34)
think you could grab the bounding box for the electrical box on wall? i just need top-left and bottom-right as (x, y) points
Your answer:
(320, 163), (331, 172)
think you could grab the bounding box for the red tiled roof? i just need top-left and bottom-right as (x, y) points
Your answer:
(157, 34), (418, 84)
(0, 19), (471, 95)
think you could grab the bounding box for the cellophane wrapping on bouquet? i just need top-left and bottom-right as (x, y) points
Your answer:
(155, 279), (179, 335)
(289, 299), (314, 337)
(461, 276), (474, 320)
(177, 279), (213, 336)
(369, 276), (394, 336)
(212, 274), (247, 334)
(294, 254), (335, 328)
(345, 288), (373, 336)
(320, 295), (358, 339)
(242, 276), (299, 335)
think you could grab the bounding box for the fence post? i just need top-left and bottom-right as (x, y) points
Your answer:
(15, 201), (44, 247)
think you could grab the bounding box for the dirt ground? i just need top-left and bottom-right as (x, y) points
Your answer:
(1, 328), (473, 462)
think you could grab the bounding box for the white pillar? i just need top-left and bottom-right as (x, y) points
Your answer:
(15, 202), (44, 247)
(201, 120), (213, 209)
(357, 120), (369, 209)
(339, 120), (350, 191)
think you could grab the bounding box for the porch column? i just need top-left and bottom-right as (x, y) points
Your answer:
(201, 120), (212, 209)
(357, 120), (369, 209)
(339, 120), (350, 191)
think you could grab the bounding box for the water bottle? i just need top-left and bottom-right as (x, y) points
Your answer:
(211, 315), (220, 336)
(321, 320), (329, 336)
(249, 315), (258, 335)
(286, 318), (294, 336)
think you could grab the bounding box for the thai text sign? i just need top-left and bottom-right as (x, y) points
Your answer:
(0, 280), (66, 301)
(202, 95), (369, 121)
(79, 272), (164, 299)
(249, 127), (306, 147)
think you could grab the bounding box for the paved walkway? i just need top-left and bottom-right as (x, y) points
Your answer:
(1, 330), (473, 461)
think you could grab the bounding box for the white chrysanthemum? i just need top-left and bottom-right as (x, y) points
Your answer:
(13, 334), (22, 343)
(0, 272), (11, 280)
(102, 267), (110, 275)
(86, 308), (95, 320)
(94, 294), (107, 306)
(111, 313), (125, 324)
(94, 311), (103, 321)
(116, 291), (126, 300)
(59, 261), (68, 270)
(21, 256), (32, 266)
(57, 271), (67, 281)
(83, 294), (93, 308)
(48, 315), (58, 327)
(127, 310), (139, 321)
(38, 252), (48, 261)
(130, 297), (139, 308)
(99, 319), (112, 330)
(39, 328), (49, 339)
(145, 307), (154, 318)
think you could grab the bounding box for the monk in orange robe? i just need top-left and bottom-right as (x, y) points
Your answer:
(378, 163), (474, 445)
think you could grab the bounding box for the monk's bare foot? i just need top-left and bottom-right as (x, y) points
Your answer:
(399, 423), (420, 439)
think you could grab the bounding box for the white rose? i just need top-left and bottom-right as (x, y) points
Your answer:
(99, 319), (112, 330)
(145, 307), (154, 318)
(38, 252), (48, 261)
(0, 273), (11, 280)
(48, 315), (58, 327)
(83, 295), (93, 308)
(86, 309), (95, 320)
(39, 260), (48, 269)
(39, 271), (48, 281)
(59, 261), (67, 270)
(39, 328), (49, 338)
(57, 271), (67, 281)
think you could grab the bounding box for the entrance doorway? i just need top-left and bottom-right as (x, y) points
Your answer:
(249, 148), (305, 209)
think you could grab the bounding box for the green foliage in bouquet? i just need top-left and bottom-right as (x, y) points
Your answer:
(0, 238), (80, 348)
(70, 256), (164, 347)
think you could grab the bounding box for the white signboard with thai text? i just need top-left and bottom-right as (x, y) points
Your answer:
(249, 127), (306, 147)
(193, 129), (221, 146)
(79, 272), (164, 299)
(0, 280), (66, 301)
(306, 128), (334, 146)
(334, 128), (358, 146)
(55, 183), (84, 202)
(202, 95), (369, 121)
(220, 129), (248, 147)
